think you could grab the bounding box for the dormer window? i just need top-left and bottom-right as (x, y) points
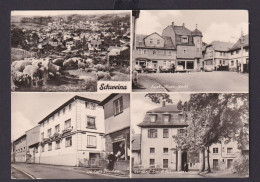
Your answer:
(163, 114), (171, 123)
(182, 36), (188, 43)
(157, 39), (160, 44)
(150, 39), (153, 44)
(149, 114), (157, 123)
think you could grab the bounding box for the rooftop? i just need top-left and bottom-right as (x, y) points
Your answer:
(208, 41), (234, 52)
(230, 34), (249, 51)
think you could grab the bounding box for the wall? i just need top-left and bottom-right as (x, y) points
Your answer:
(176, 45), (196, 59)
(144, 33), (165, 48)
(162, 25), (176, 46)
(135, 48), (176, 60)
(26, 125), (40, 149)
(14, 136), (27, 162)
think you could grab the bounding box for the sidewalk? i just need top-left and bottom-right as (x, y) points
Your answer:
(198, 171), (248, 178)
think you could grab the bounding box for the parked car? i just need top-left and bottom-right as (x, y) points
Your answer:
(148, 165), (162, 174)
(143, 64), (157, 73)
(204, 65), (214, 72)
(132, 165), (145, 174)
(160, 65), (171, 73)
(134, 64), (143, 73)
(175, 65), (186, 73)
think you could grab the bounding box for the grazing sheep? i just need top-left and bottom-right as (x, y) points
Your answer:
(78, 61), (88, 70)
(63, 59), (75, 69)
(94, 64), (107, 71)
(52, 58), (65, 68)
(11, 60), (32, 72)
(23, 64), (41, 86)
(95, 71), (111, 80)
(48, 63), (61, 75)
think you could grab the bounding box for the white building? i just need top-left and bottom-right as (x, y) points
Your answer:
(34, 96), (106, 167)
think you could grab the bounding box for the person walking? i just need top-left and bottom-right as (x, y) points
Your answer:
(107, 152), (116, 171)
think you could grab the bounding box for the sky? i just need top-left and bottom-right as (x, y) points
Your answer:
(136, 10), (249, 44)
(11, 10), (130, 17)
(131, 93), (190, 134)
(11, 93), (110, 141)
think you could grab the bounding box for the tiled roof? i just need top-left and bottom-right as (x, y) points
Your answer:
(138, 105), (188, 127)
(209, 41), (234, 52)
(230, 34), (249, 51)
(191, 28), (203, 37)
(135, 34), (176, 49)
(132, 134), (141, 151)
(173, 26), (192, 36)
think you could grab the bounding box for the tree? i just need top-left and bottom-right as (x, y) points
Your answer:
(145, 93), (173, 104)
(173, 93), (249, 173)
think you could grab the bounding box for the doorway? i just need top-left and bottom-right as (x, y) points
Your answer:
(181, 151), (188, 171)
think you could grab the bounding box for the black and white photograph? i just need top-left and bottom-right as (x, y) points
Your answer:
(131, 93), (249, 178)
(11, 93), (130, 179)
(11, 10), (131, 92)
(132, 10), (249, 92)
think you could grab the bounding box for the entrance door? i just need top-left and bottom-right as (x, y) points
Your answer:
(181, 151), (188, 171)
(89, 153), (101, 167)
(187, 61), (194, 69)
(213, 159), (219, 169)
(227, 159), (233, 169)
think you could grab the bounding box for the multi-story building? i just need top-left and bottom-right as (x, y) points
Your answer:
(229, 34), (249, 73)
(133, 32), (176, 72)
(25, 125), (40, 163)
(13, 134), (27, 162)
(35, 95), (106, 166)
(162, 22), (204, 71)
(138, 102), (195, 171)
(203, 41), (233, 71)
(131, 134), (141, 166)
(100, 93), (130, 171)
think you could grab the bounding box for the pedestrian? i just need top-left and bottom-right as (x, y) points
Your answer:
(107, 152), (116, 171)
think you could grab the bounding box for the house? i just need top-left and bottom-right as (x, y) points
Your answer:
(100, 94), (130, 171)
(133, 32), (176, 72)
(162, 22), (204, 71)
(35, 96), (106, 167)
(137, 102), (194, 171)
(13, 134), (27, 162)
(228, 34), (249, 73)
(204, 41), (233, 71)
(131, 134), (141, 166)
(25, 125), (40, 163)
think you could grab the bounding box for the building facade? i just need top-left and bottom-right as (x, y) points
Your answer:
(25, 125), (40, 163)
(162, 22), (204, 71)
(100, 93), (130, 171)
(134, 32), (176, 72)
(13, 134), (27, 162)
(35, 96), (106, 167)
(138, 102), (198, 171)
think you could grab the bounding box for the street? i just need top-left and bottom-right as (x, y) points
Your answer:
(133, 72), (248, 92)
(11, 163), (125, 179)
(131, 171), (204, 178)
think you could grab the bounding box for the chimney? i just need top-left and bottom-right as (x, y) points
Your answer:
(183, 23), (185, 27)
(162, 101), (166, 107)
(172, 22), (174, 27)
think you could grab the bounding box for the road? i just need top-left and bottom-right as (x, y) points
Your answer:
(131, 171), (204, 178)
(11, 163), (122, 179)
(133, 72), (248, 92)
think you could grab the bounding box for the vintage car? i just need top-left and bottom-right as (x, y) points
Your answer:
(160, 65), (172, 73)
(134, 64), (143, 73)
(143, 64), (157, 73)
(132, 165), (146, 174)
(204, 65), (214, 72)
(175, 65), (186, 73)
(148, 165), (162, 174)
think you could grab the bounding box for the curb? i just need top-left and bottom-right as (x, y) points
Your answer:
(11, 166), (36, 179)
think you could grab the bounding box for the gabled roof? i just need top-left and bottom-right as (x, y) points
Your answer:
(135, 34), (176, 49)
(230, 34), (249, 51)
(132, 134), (141, 151)
(99, 94), (118, 106)
(148, 105), (180, 113)
(38, 96), (100, 124)
(207, 41), (233, 52)
(173, 26), (192, 36)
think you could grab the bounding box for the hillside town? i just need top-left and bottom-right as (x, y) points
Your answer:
(132, 11), (249, 92)
(11, 94), (130, 179)
(11, 12), (131, 92)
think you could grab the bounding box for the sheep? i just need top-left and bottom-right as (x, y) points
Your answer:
(95, 71), (111, 80)
(78, 61), (88, 71)
(11, 60), (32, 72)
(52, 58), (65, 68)
(63, 59), (75, 69)
(94, 64), (107, 71)
(23, 64), (41, 86)
(48, 63), (61, 75)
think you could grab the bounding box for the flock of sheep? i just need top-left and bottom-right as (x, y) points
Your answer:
(11, 56), (111, 91)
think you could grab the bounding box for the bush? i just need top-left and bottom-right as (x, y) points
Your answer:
(233, 156), (249, 176)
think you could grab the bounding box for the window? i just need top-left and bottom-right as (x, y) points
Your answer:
(41, 144), (45, 152)
(87, 135), (97, 148)
(64, 119), (71, 129)
(231, 61), (234, 66)
(48, 143), (52, 151)
(47, 128), (52, 137)
(150, 114), (157, 123)
(57, 111), (60, 117)
(150, 159), (155, 166)
(163, 129), (169, 138)
(153, 50), (156, 54)
(150, 148), (155, 153)
(245, 48), (249, 52)
(183, 48), (187, 54)
(69, 104), (71, 110)
(220, 52), (223, 56)
(231, 51), (234, 55)
(46, 119), (49, 125)
(168, 50), (171, 55)
(223, 60), (225, 64)
(143, 50), (146, 54)
(236, 50), (239, 54)
(163, 148), (169, 154)
(56, 141), (60, 149)
(63, 108), (66, 114)
(157, 39), (160, 44)
(219, 60), (222, 64)
(163, 114), (170, 123)
(150, 39), (153, 44)
(55, 124), (60, 133)
(227, 148), (233, 153)
(86, 116), (96, 129)
(213, 148), (219, 153)
(148, 129), (157, 138)
(114, 97), (123, 115)
(65, 137), (72, 147)
(35, 146), (38, 153)
(182, 36), (188, 43)
(163, 159), (168, 168)
(41, 132), (44, 140)
(179, 129), (185, 137)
